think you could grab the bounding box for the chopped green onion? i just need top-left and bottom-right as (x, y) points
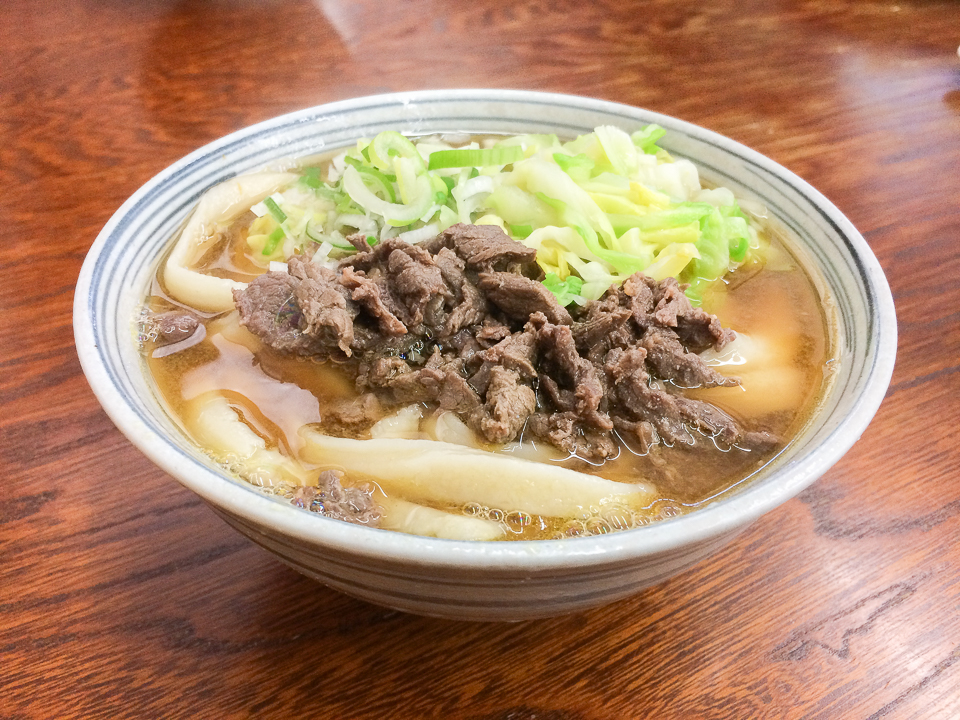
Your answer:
(342, 165), (433, 226)
(344, 156), (398, 203)
(264, 197), (287, 223)
(366, 235), (379, 247)
(335, 193), (365, 215)
(370, 132), (425, 173)
(300, 167), (322, 189)
(440, 176), (455, 192)
(262, 227), (285, 255)
(428, 145), (524, 171)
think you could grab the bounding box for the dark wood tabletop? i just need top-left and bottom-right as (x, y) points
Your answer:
(3, 1), (960, 717)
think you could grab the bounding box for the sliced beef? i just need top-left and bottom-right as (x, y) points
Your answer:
(320, 393), (383, 437)
(576, 291), (640, 364)
(472, 366), (536, 444)
(233, 224), (774, 461)
(435, 247), (488, 335)
(612, 416), (659, 454)
(621, 272), (657, 318)
(339, 267), (407, 336)
(292, 469), (381, 526)
(603, 346), (695, 446)
(534, 316), (611, 432)
(640, 327), (739, 388)
(385, 243), (448, 325)
(476, 327), (538, 379)
(234, 272), (327, 355)
(571, 306), (631, 353)
(434, 368), (482, 414)
(525, 412), (618, 460)
(288, 256), (356, 355)
(152, 311), (200, 345)
(425, 223), (537, 270)
(340, 237), (409, 273)
(475, 319), (513, 346)
(477, 272), (572, 326)
(605, 345), (757, 449)
(344, 231), (372, 253)
(357, 352), (482, 416)
(740, 430), (780, 452)
(649, 276), (735, 351)
(676, 396), (742, 445)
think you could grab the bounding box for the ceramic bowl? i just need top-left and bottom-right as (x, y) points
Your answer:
(74, 90), (896, 621)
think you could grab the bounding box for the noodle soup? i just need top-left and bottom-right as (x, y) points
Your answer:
(140, 127), (834, 541)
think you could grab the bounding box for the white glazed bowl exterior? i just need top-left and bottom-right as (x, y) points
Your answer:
(74, 90), (896, 621)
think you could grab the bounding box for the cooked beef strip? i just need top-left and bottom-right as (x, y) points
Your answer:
(604, 345), (752, 448)
(648, 276), (735, 352)
(477, 272), (573, 326)
(475, 319), (513, 346)
(320, 393), (383, 437)
(640, 326), (739, 389)
(385, 243), (449, 325)
(339, 266), (407, 336)
(434, 247), (489, 335)
(612, 416), (659, 454)
(526, 412), (618, 460)
(571, 306), (632, 353)
(152, 311), (200, 344)
(475, 327), (538, 380)
(603, 346), (695, 446)
(292, 469), (381, 526)
(288, 256), (357, 355)
(233, 225), (769, 456)
(474, 366), (537, 444)
(233, 272), (328, 355)
(422, 222), (538, 270)
(344, 231), (371, 253)
(532, 314), (612, 433)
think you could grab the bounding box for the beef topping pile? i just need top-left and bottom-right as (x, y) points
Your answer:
(234, 223), (775, 461)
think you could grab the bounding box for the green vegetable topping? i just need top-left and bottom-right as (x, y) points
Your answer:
(631, 124), (667, 154)
(427, 146), (524, 171)
(300, 167), (322, 188)
(262, 226), (285, 255)
(250, 124), (761, 304)
(263, 197), (287, 224)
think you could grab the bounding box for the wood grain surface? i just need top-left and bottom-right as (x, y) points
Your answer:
(2, 0), (959, 717)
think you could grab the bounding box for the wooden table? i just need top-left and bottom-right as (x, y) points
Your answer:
(3, 1), (959, 717)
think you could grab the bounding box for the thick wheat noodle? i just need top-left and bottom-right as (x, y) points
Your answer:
(299, 426), (656, 517)
(164, 172), (297, 312)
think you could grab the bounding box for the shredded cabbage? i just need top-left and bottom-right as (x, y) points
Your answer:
(235, 126), (763, 303)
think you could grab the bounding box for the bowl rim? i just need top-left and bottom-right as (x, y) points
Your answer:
(73, 88), (897, 571)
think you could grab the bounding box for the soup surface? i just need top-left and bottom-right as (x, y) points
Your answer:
(140, 127), (834, 541)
